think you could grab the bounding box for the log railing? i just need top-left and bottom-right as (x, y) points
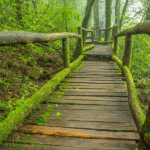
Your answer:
(0, 31), (85, 68)
(0, 28), (95, 143)
(90, 25), (118, 44)
(78, 27), (94, 44)
(112, 22), (150, 150)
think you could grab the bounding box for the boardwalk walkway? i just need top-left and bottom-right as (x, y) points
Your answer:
(2, 45), (140, 150)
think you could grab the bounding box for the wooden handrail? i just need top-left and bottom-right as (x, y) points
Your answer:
(113, 22), (150, 149)
(0, 32), (81, 46)
(0, 31), (82, 68)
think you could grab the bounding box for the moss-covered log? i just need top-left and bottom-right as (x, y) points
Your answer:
(0, 53), (85, 143)
(0, 32), (81, 46)
(115, 22), (150, 37)
(112, 55), (146, 134)
(83, 44), (95, 52)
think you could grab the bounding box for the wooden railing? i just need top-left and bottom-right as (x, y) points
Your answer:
(112, 22), (150, 150)
(0, 32), (84, 68)
(89, 25), (118, 44)
(0, 28), (95, 143)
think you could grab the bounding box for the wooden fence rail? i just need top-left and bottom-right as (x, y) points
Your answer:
(112, 22), (150, 150)
(0, 31), (84, 68)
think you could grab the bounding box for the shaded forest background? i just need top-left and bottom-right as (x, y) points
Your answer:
(0, 0), (150, 122)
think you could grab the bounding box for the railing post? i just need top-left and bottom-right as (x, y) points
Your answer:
(99, 27), (101, 41)
(113, 25), (118, 55)
(113, 25), (118, 40)
(114, 36), (118, 55)
(78, 27), (83, 55)
(62, 36), (70, 68)
(122, 34), (132, 69)
(91, 31), (94, 44)
(93, 28), (95, 37)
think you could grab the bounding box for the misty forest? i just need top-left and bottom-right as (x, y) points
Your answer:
(0, 0), (150, 149)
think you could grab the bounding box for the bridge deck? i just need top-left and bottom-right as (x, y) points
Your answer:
(2, 45), (140, 150)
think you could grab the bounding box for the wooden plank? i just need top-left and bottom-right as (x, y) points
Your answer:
(27, 119), (137, 132)
(71, 72), (122, 75)
(61, 85), (127, 91)
(78, 69), (120, 72)
(66, 77), (122, 81)
(59, 91), (128, 97)
(6, 133), (138, 149)
(0, 144), (96, 150)
(67, 75), (124, 79)
(52, 104), (130, 111)
(48, 114), (133, 122)
(62, 89), (127, 93)
(50, 109), (132, 117)
(57, 96), (128, 101)
(50, 100), (129, 105)
(62, 80), (125, 84)
(14, 125), (140, 140)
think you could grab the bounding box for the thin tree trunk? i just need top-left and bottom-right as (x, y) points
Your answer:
(82, 0), (96, 44)
(119, 0), (129, 31)
(73, 0), (95, 59)
(94, 0), (99, 37)
(115, 0), (120, 26)
(105, 0), (112, 41)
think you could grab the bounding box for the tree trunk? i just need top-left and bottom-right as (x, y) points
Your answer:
(105, 0), (112, 41)
(82, 0), (96, 44)
(119, 0), (129, 31)
(94, 0), (99, 37)
(73, 0), (95, 59)
(145, 2), (150, 21)
(115, 0), (120, 26)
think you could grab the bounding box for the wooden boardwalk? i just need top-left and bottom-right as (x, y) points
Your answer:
(2, 45), (140, 150)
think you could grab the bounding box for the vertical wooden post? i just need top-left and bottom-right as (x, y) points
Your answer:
(93, 28), (95, 37)
(99, 27), (101, 41)
(62, 36), (70, 68)
(114, 36), (118, 55)
(78, 27), (83, 55)
(91, 31), (94, 44)
(122, 34), (132, 69)
(113, 25), (118, 55)
(113, 25), (118, 39)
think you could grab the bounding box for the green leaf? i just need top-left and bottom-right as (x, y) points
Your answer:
(37, 116), (45, 123)
(56, 112), (61, 116)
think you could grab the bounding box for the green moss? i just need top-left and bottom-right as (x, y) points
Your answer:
(112, 55), (146, 132)
(0, 53), (84, 143)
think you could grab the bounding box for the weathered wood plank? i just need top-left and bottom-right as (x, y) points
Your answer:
(66, 77), (123, 81)
(60, 85), (127, 91)
(50, 99), (129, 105)
(52, 104), (130, 111)
(57, 96), (128, 101)
(62, 79), (125, 84)
(14, 125), (140, 140)
(26, 119), (137, 132)
(60, 82), (126, 87)
(6, 133), (138, 149)
(57, 91), (128, 97)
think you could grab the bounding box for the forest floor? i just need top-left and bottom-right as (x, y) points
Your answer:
(0, 44), (150, 123)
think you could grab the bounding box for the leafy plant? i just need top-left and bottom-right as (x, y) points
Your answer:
(56, 112), (61, 116)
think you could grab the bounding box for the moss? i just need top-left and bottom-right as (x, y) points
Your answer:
(112, 55), (146, 132)
(83, 44), (94, 52)
(0, 53), (85, 143)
